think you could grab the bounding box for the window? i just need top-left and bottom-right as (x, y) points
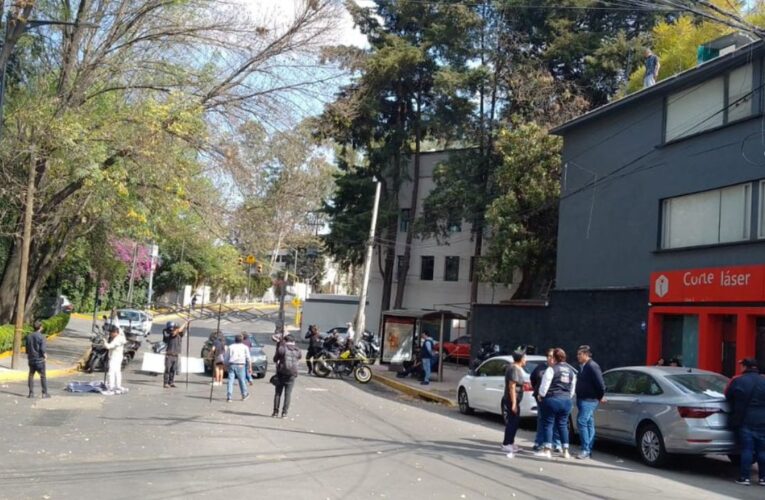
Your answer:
(447, 214), (462, 233)
(420, 256), (434, 280)
(661, 183), (751, 249)
(396, 255), (406, 281)
(399, 209), (411, 232)
(603, 371), (623, 393)
(444, 256), (459, 281)
(477, 359), (508, 377)
(758, 181), (765, 238)
(619, 371), (663, 396)
(665, 63), (754, 142)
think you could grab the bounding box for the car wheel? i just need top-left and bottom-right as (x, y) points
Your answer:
(727, 454), (740, 465)
(256, 373), (265, 379)
(458, 387), (474, 415)
(637, 423), (668, 467)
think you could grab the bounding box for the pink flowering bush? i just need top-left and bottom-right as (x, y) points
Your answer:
(110, 239), (155, 280)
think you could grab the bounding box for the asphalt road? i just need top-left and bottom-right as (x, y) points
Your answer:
(0, 312), (760, 500)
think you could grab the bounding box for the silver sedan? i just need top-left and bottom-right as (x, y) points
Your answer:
(573, 366), (735, 467)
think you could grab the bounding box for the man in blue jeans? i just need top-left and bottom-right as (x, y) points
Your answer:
(420, 332), (434, 385)
(225, 335), (251, 402)
(575, 345), (606, 459)
(725, 357), (765, 486)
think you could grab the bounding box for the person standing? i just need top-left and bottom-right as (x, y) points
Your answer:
(242, 332), (254, 386)
(575, 345), (606, 459)
(162, 321), (187, 388)
(643, 48), (660, 88)
(305, 325), (322, 375)
(225, 334), (251, 402)
(502, 351), (527, 458)
(103, 324), (127, 395)
(725, 358), (765, 486)
(210, 331), (226, 386)
(531, 349), (561, 452)
(273, 334), (302, 418)
(346, 321), (356, 343)
(535, 348), (577, 459)
(419, 331), (434, 386)
(25, 320), (50, 399)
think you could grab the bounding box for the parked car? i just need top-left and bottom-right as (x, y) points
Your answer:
(571, 366), (735, 467)
(110, 309), (153, 337)
(435, 335), (471, 361)
(457, 355), (547, 421)
(57, 295), (74, 314)
(201, 334), (268, 378)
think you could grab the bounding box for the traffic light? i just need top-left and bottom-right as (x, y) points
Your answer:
(238, 257), (244, 265)
(257, 263), (263, 273)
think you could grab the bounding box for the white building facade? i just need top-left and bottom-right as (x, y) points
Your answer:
(365, 150), (517, 336)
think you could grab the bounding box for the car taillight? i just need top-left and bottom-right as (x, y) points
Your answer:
(523, 382), (533, 392)
(677, 406), (721, 419)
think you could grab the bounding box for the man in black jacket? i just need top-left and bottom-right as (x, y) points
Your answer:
(575, 345), (606, 459)
(725, 358), (765, 486)
(25, 320), (50, 399)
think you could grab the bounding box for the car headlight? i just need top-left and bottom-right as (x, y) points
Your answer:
(253, 355), (267, 362)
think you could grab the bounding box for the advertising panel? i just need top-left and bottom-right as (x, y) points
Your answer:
(382, 317), (415, 363)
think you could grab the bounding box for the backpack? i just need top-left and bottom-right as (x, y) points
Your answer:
(278, 344), (301, 377)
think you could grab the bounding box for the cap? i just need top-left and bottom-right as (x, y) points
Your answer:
(739, 357), (758, 369)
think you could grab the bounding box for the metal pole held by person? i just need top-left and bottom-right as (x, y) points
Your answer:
(185, 306), (191, 390)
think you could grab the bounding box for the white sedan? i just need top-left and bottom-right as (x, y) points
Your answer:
(111, 309), (153, 337)
(457, 355), (547, 421)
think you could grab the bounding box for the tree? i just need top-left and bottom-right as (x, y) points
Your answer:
(485, 122), (562, 298)
(0, 0), (344, 323)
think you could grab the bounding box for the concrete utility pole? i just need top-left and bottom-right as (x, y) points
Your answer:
(354, 180), (382, 342)
(146, 244), (158, 308)
(11, 149), (36, 369)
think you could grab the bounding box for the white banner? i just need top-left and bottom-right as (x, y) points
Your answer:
(140, 352), (206, 374)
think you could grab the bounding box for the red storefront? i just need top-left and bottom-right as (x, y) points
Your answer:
(647, 264), (765, 376)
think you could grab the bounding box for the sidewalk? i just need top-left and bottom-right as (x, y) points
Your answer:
(370, 361), (467, 407)
(0, 321), (91, 383)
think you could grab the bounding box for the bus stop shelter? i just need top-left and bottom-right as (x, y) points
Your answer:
(380, 309), (467, 382)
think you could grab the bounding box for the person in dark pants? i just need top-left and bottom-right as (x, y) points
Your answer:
(273, 334), (302, 418)
(305, 325), (322, 375)
(531, 348), (561, 452)
(419, 332), (434, 385)
(26, 320), (50, 399)
(163, 321), (187, 388)
(242, 332), (253, 386)
(725, 357), (765, 486)
(575, 345), (606, 459)
(536, 348), (577, 459)
(502, 351), (526, 458)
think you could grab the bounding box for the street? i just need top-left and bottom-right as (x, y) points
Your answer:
(0, 313), (759, 500)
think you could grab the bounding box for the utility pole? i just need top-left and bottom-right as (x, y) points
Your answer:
(146, 243), (158, 308)
(354, 180), (382, 343)
(11, 148), (36, 368)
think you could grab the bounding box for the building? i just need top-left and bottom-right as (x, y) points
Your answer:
(365, 150), (517, 339)
(548, 35), (765, 374)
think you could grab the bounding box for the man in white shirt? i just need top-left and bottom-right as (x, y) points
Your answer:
(225, 334), (251, 402)
(103, 324), (127, 395)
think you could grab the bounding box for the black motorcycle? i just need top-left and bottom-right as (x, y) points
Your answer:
(84, 329), (110, 373)
(313, 335), (375, 383)
(121, 327), (143, 368)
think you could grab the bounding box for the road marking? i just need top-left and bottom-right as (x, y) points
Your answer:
(304, 388), (328, 392)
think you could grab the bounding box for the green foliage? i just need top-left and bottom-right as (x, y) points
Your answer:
(485, 123), (562, 297)
(0, 313), (71, 352)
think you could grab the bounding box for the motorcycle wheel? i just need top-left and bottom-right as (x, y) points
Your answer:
(313, 355), (332, 378)
(121, 356), (129, 369)
(354, 365), (372, 384)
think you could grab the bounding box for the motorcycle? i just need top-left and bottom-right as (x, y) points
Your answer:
(313, 335), (375, 383)
(469, 341), (505, 370)
(84, 329), (110, 373)
(121, 326), (143, 369)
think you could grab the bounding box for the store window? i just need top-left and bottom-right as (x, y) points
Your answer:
(665, 63), (754, 142)
(420, 256), (434, 281)
(444, 256), (459, 281)
(661, 183), (751, 249)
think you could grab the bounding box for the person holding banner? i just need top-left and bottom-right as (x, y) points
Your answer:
(163, 321), (188, 388)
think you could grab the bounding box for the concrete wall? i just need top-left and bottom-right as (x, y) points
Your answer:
(471, 289), (649, 370)
(556, 57), (765, 290)
(365, 150), (517, 334)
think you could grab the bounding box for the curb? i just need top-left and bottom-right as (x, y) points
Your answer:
(0, 365), (80, 383)
(371, 373), (456, 407)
